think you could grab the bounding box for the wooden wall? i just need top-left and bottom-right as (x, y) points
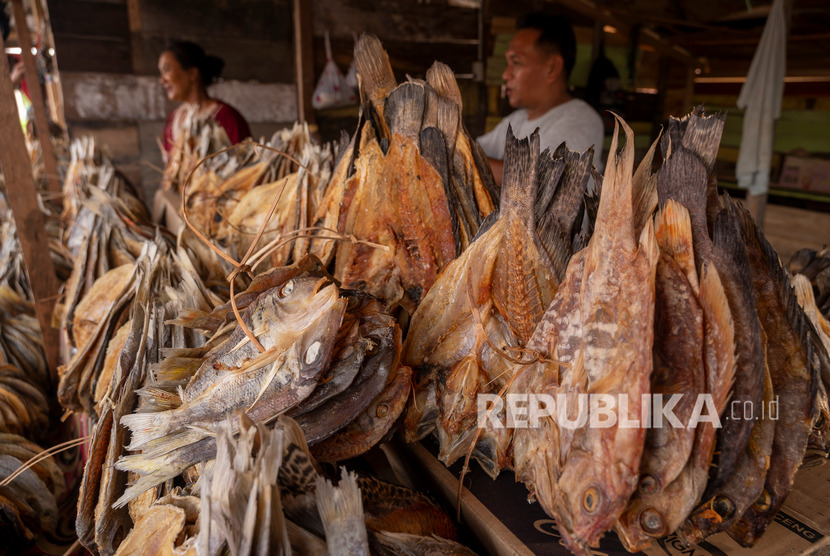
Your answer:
(47, 0), (297, 201)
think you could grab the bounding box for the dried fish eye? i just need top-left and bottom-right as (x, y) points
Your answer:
(753, 490), (772, 511)
(582, 487), (601, 513)
(376, 403), (389, 418)
(638, 475), (657, 495)
(815, 413), (826, 430)
(365, 340), (378, 355)
(279, 280), (295, 298)
(713, 496), (736, 519)
(639, 508), (665, 536)
(346, 294), (360, 310)
(305, 341), (322, 365)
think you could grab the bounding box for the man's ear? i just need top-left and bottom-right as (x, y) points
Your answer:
(546, 53), (565, 84)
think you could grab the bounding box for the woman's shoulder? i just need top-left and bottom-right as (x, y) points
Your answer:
(213, 100), (251, 143)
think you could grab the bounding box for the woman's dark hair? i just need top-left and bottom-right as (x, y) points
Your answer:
(517, 12), (577, 79)
(164, 41), (224, 86)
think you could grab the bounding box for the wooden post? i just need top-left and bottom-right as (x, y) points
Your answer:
(11, 0), (62, 196)
(0, 34), (61, 380)
(293, 0), (316, 125)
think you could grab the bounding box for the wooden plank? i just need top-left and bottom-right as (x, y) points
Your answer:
(400, 442), (534, 556)
(126, 0), (143, 75)
(312, 0), (479, 42)
(47, 0), (129, 37)
(546, 0), (706, 69)
(0, 36), (61, 379)
(11, 0), (62, 195)
(294, 0), (315, 125)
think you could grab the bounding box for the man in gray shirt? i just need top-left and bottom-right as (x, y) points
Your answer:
(478, 13), (604, 185)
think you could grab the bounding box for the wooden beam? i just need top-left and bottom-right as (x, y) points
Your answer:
(0, 34), (61, 380)
(546, 0), (706, 69)
(126, 0), (143, 75)
(11, 0), (62, 196)
(293, 0), (315, 125)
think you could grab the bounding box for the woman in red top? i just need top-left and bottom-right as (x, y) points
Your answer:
(158, 41), (251, 154)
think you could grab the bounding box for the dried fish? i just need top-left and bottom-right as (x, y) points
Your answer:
(116, 275), (346, 504)
(405, 126), (562, 476)
(728, 199), (819, 547)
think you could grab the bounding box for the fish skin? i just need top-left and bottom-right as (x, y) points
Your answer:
(635, 201), (704, 493)
(0, 454), (58, 535)
(615, 263), (735, 552)
(95, 301), (156, 556)
(727, 201), (818, 547)
(667, 110), (764, 495)
(294, 300), (399, 445)
(115, 279), (345, 505)
(659, 117), (764, 498)
(127, 282), (345, 444)
(551, 118), (659, 555)
(181, 276), (341, 403)
(403, 127), (557, 476)
(311, 365), (412, 462)
(680, 359), (776, 544)
(335, 131), (457, 313)
(638, 254), (704, 491)
(76, 407), (113, 553)
(701, 202), (765, 498)
(510, 250), (585, 510)
(288, 319), (365, 417)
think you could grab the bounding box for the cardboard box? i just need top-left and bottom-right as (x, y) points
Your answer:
(778, 155), (830, 195)
(399, 438), (830, 556)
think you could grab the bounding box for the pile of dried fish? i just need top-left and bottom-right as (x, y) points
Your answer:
(404, 108), (829, 555)
(114, 415), (473, 555)
(161, 104), (233, 193)
(0, 433), (67, 552)
(789, 247), (830, 319)
(57, 138), (164, 414)
(310, 35), (498, 313)
(75, 238), (219, 554)
(403, 126), (595, 476)
(0, 196), (68, 389)
(111, 254), (405, 507)
(183, 122), (338, 271)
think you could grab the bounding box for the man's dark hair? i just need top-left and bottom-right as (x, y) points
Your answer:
(517, 12), (577, 79)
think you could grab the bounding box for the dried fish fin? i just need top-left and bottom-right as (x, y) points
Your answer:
(655, 200), (699, 293)
(316, 469), (369, 555)
(537, 144), (593, 281)
(384, 83), (426, 141)
(699, 262), (737, 415)
(631, 132), (661, 235)
(354, 34), (397, 118)
(419, 127), (464, 255)
(425, 61), (463, 112)
(657, 143), (711, 268)
(681, 106), (726, 177)
(500, 126), (539, 225)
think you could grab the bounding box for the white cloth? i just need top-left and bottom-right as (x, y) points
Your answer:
(477, 99), (605, 171)
(736, 0), (787, 195)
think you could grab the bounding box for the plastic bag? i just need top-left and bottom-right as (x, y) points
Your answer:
(312, 30), (356, 109)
